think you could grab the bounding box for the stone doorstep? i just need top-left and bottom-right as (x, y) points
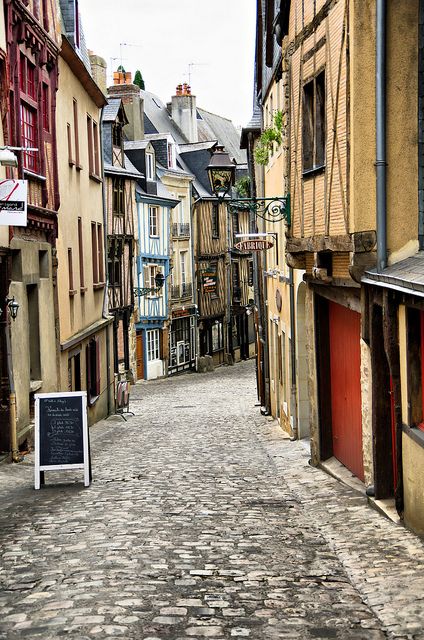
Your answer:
(318, 456), (401, 526)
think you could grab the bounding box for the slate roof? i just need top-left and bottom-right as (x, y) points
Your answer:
(124, 140), (150, 151)
(240, 100), (262, 149)
(140, 90), (188, 144)
(103, 99), (122, 123)
(58, 0), (91, 73)
(104, 153), (143, 180)
(363, 252), (424, 297)
(197, 108), (246, 165)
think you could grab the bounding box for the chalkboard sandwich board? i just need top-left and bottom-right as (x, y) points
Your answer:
(34, 391), (90, 490)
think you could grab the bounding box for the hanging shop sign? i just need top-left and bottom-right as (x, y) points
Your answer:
(0, 180), (27, 226)
(202, 263), (218, 294)
(34, 392), (91, 489)
(234, 239), (274, 252)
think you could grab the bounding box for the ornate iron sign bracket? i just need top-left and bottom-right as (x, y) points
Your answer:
(227, 195), (290, 225)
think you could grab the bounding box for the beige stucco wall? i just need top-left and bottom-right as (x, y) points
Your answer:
(56, 54), (111, 424)
(350, 0), (418, 259)
(403, 433), (424, 535)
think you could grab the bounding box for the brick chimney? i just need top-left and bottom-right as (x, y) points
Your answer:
(108, 74), (145, 141)
(89, 51), (107, 95)
(171, 82), (198, 143)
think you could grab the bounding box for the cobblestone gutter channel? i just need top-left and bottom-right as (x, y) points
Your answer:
(0, 361), (423, 639)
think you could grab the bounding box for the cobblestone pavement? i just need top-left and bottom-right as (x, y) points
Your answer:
(1, 361), (424, 639)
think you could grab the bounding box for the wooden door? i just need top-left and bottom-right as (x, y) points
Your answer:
(329, 302), (364, 481)
(136, 332), (144, 380)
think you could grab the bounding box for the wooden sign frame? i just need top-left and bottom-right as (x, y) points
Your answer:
(34, 391), (90, 490)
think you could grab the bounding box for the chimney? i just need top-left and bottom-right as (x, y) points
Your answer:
(113, 70), (133, 85)
(171, 82), (198, 143)
(108, 76), (145, 141)
(89, 51), (107, 95)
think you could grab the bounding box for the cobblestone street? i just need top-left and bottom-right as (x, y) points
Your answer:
(1, 361), (424, 639)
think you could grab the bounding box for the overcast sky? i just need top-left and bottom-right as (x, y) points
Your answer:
(78, 0), (257, 129)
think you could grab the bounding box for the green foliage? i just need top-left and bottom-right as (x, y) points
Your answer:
(117, 64), (126, 73)
(254, 109), (284, 166)
(134, 70), (145, 90)
(235, 176), (251, 198)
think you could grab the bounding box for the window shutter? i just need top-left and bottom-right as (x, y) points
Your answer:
(160, 329), (168, 360)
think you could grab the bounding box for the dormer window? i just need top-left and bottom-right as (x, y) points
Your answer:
(146, 152), (155, 180)
(167, 143), (175, 169)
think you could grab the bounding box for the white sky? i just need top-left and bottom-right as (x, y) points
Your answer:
(78, 0), (257, 129)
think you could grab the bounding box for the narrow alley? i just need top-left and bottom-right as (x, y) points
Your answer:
(1, 361), (424, 640)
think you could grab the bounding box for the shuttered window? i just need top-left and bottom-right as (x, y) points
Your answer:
(302, 70), (326, 173)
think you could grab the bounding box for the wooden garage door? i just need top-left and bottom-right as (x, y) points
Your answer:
(329, 301), (364, 481)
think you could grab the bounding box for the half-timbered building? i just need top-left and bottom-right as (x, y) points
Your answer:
(102, 98), (139, 379)
(4, 0), (61, 451)
(125, 139), (179, 380)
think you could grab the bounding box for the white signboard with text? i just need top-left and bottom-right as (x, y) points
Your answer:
(0, 179), (27, 226)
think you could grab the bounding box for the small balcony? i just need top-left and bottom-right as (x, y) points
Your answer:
(172, 223), (190, 238)
(171, 282), (193, 300)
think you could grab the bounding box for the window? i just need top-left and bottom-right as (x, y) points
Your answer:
(248, 260), (254, 286)
(149, 206), (159, 236)
(112, 122), (122, 147)
(180, 251), (187, 286)
(212, 203), (219, 238)
(232, 212), (240, 237)
(87, 116), (93, 174)
(147, 329), (160, 362)
(91, 222), (104, 286)
(78, 217), (84, 288)
(87, 115), (100, 177)
(42, 84), (49, 132)
(68, 248), (74, 293)
(146, 152), (154, 180)
(86, 337), (100, 404)
(168, 143), (174, 168)
(74, 0), (80, 48)
(67, 123), (74, 165)
(302, 70), (326, 172)
(232, 262), (241, 302)
(108, 238), (122, 287)
(20, 54), (36, 100)
(112, 178), (125, 215)
(73, 99), (80, 167)
(21, 104), (38, 173)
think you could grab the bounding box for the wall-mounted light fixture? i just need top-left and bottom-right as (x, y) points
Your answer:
(5, 297), (19, 321)
(0, 146), (39, 168)
(207, 146), (290, 225)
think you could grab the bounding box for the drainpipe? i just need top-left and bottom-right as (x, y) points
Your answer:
(289, 267), (298, 440)
(376, 0), (387, 273)
(100, 105), (111, 416)
(191, 194), (201, 371)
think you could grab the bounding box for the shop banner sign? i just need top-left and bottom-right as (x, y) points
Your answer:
(0, 180), (27, 226)
(202, 263), (218, 294)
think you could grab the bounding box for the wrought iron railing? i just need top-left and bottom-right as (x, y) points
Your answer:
(171, 223), (190, 238)
(171, 282), (193, 300)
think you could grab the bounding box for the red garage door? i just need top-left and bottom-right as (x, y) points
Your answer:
(329, 302), (364, 482)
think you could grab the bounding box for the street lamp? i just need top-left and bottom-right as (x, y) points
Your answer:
(0, 149), (18, 168)
(207, 146), (290, 225)
(5, 297), (19, 321)
(206, 145), (236, 200)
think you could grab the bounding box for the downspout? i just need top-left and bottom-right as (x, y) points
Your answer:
(191, 193), (201, 371)
(100, 105), (111, 417)
(289, 267), (298, 440)
(376, 0), (387, 273)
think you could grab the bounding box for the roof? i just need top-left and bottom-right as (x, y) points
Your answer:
(58, 0), (91, 73)
(240, 101), (262, 149)
(124, 140), (150, 151)
(135, 183), (179, 207)
(197, 108), (246, 165)
(140, 89), (188, 144)
(104, 153), (143, 180)
(363, 252), (424, 297)
(102, 99), (123, 123)
(156, 163), (194, 181)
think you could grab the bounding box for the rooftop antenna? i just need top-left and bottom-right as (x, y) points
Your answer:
(119, 42), (143, 70)
(183, 62), (209, 87)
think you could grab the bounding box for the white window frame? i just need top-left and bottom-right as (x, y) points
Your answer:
(149, 206), (159, 237)
(146, 152), (154, 180)
(147, 329), (160, 362)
